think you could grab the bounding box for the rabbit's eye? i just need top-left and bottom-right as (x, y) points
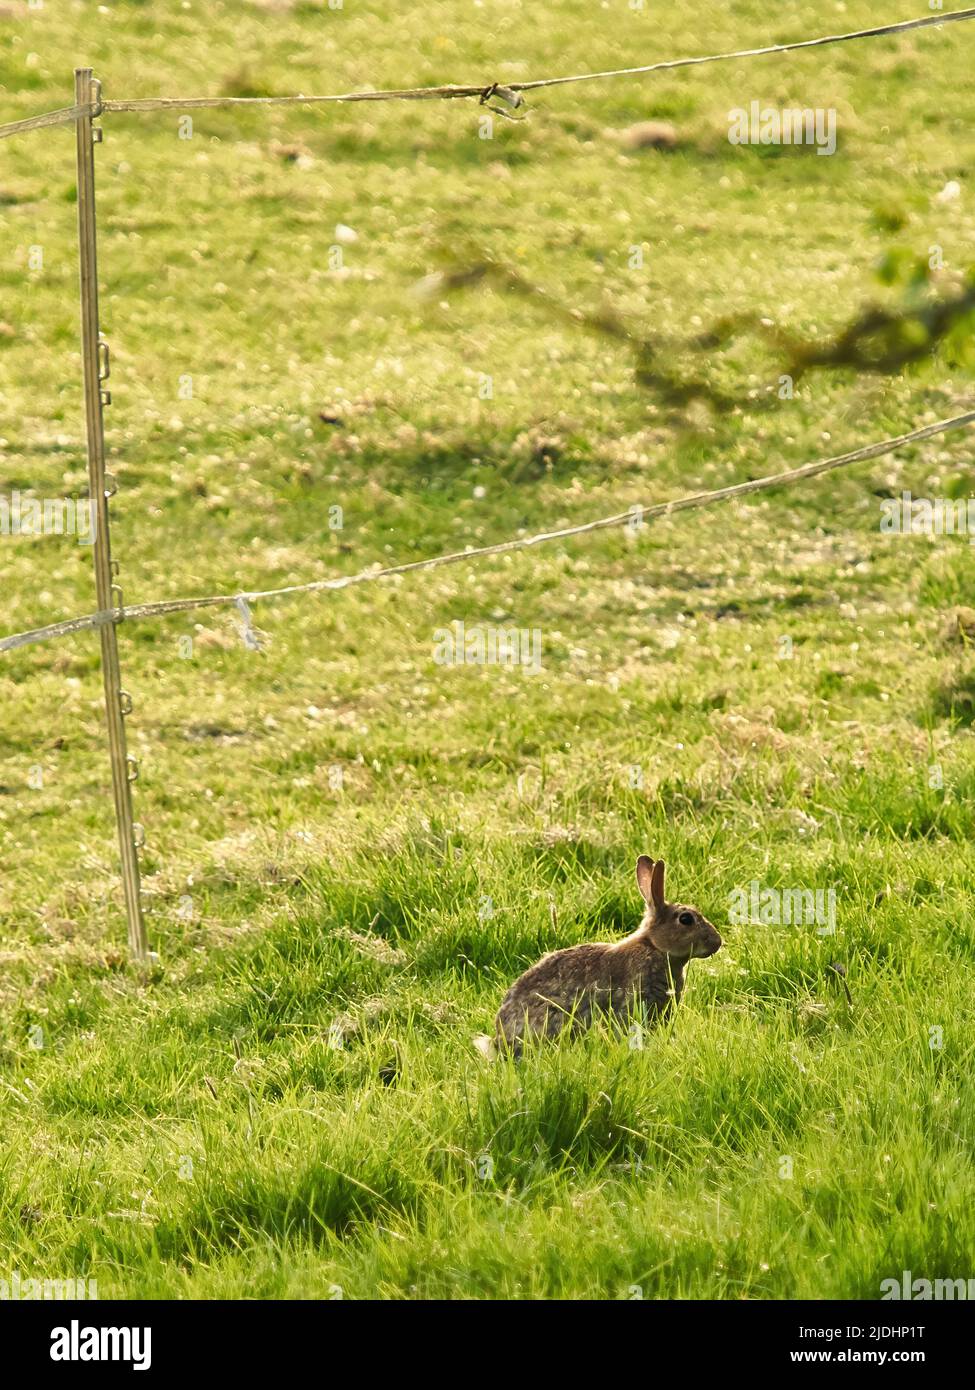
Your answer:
(678, 912), (695, 926)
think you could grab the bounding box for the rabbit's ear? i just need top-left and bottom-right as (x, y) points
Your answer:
(650, 858), (666, 909)
(636, 855), (658, 908)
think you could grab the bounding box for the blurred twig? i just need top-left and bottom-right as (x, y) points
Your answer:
(430, 250), (975, 415)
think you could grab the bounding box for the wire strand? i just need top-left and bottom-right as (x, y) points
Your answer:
(0, 102), (88, 140)
(3, 409), (972, 654)
(3, 7), (974, 139)
(514, 7), (975, 92)
(99, 8), (975, 110)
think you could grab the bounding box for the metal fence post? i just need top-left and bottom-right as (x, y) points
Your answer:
(74, 67), (149, 962)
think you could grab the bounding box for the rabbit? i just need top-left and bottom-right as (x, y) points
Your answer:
(493, 855), (722, 1053)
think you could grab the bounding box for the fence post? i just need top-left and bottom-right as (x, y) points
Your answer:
(74, 68), (150, 962)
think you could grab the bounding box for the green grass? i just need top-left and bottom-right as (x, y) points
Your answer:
(0, 0), (974, 1299)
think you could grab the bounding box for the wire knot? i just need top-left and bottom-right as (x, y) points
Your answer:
(479, 83), (527, 120)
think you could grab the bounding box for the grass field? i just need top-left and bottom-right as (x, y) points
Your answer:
(1, 0), (974, 1299)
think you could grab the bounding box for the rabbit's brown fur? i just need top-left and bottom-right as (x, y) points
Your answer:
(495, 856), (722, 1052)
